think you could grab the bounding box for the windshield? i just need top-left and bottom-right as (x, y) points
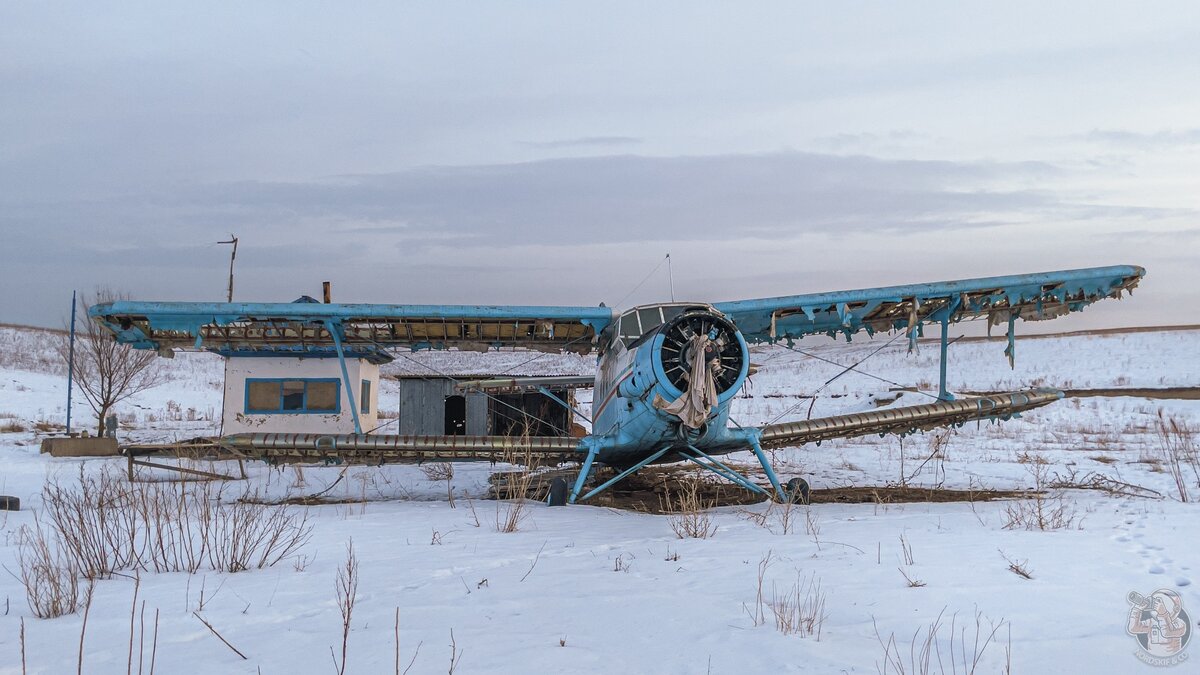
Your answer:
(611, 304), (699, 350)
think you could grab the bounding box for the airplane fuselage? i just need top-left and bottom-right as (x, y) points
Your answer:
(587, 303), (752, 465)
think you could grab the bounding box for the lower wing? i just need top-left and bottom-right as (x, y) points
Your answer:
(757, 388), (1062, 449)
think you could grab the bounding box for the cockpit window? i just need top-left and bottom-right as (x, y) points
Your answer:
(610, 304), (698, 350)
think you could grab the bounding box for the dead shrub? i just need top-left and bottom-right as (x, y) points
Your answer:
(39, 465), (312, 579)
(422, 463), (456, 507)
(665, 479), (717, 539)
(15, 520), (81, 618)
(332, 540), (359, 675)
(1002, 462), (1080, 531)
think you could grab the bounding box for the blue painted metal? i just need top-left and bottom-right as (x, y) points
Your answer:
(938, 316), (955, 401)
(66, 290), (76, 435)
(714, 265), (1144, 344)
(577, 445), (673, 503)
(325, 320), (363, 435)
(536, 386), (592, 424)
(243, 378), (341, 414)
(569, 440), (602, 504)
(749, 435), (787, 500)
(680, 444), (771, 496)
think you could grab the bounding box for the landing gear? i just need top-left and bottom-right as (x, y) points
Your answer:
(786, 477), (810, 505)
(547, 477), (569, 507)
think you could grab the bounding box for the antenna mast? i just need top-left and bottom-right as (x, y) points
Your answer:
(218, 234), (238, 301)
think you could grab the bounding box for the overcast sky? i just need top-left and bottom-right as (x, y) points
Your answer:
(2, 2), (1197, 333)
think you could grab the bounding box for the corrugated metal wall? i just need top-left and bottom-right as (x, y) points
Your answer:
(396, 379), (488, 435)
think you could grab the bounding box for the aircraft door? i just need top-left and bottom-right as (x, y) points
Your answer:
(444, 395), (467, 435)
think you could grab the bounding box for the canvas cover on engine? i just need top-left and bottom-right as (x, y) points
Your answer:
(713, 265), (1144, 344)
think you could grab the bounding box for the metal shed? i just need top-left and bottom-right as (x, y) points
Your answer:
(393, 374), (585, 437)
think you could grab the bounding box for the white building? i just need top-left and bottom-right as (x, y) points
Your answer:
(221, 356), (379, 435)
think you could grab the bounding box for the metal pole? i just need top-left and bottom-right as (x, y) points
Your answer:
(66, 290), (76, 435)
(218, 235), (238, 302)
(666, 253), (674, 302)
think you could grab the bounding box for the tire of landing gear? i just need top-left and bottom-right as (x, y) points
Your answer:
(785, 478), (810, 505)
(0, 495), (19, 511)
(547, 477), (569, 507)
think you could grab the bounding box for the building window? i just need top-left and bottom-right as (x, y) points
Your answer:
(245, 379), (340, 414)
(360, 380), (371, 414)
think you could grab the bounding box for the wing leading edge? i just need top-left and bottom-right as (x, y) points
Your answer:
(714, 265), (1144, 345)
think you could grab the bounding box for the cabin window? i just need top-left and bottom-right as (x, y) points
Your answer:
(245, 379), (340, 414)
(360, 380), (372, 414)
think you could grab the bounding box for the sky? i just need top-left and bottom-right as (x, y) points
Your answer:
(1, 2), (1197, 333)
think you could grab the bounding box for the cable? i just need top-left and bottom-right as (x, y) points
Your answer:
(613, 254), (671, 309)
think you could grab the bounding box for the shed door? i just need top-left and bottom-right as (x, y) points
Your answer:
(444, 395), (467, 435)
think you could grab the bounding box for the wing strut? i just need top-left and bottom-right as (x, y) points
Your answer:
(325, 320), (363, 435)
(938, 315), (954, 401)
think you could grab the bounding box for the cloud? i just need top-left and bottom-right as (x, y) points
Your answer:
(1, 150), (1187, 327)
(518, 136), (643, 149)
(1076, 128), (1200, 148)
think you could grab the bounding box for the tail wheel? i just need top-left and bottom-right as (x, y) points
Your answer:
(659, 311), (744, 394)
(785, 478), (810, 505)
(547, 477), (569, 507)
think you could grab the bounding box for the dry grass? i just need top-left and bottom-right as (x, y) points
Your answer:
(767, 572), (827, 638)
(493, 460), (536, 534)
(898, 567), (926, 588)
(0, 418), (26, 433)
(999, 550), (1033, 580)
(875, 608), (1012, 675)
(1155, 411), (1198, 502)
(665, 479), (717, 539)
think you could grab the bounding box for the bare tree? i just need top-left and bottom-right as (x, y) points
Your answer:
(57, 290), (166, 436)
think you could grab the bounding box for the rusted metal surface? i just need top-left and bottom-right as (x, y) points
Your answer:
(759, 388), (1063, 449)
(222, 432), (580, 464)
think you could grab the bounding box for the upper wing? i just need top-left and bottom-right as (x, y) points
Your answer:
(714, 265), (1144, 344)
(89, 300), (614, 358)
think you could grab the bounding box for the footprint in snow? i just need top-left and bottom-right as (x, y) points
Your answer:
(1149, 565), (1165, 574)
(1176, 577), (1191, 587)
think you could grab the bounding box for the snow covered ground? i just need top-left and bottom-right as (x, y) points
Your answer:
(1, 324), (1198, 673)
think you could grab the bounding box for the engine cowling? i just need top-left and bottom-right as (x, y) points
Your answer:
(655, 309), (746, 397)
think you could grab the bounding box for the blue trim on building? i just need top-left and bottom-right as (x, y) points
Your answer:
(244, 378), (342, 415)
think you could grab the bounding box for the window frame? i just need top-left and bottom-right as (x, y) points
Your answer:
(360, 379), (372, 414)
(244, 378), (342, 414)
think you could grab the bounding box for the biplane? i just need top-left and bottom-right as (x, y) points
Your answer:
(90, 264), (1144, 504)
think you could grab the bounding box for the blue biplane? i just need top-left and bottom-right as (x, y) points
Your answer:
(91, 264), (1144, 504)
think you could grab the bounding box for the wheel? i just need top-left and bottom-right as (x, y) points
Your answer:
(0, 495), (19, 511)
(547, 477), (569, 507)
(785, 478), (810, 505)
